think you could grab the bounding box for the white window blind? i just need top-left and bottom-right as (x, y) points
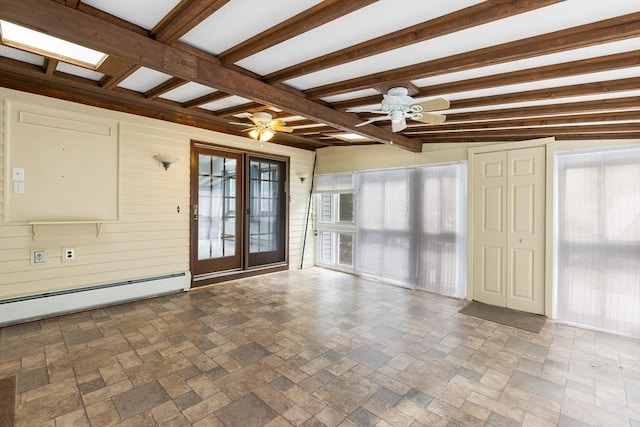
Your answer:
(355, 164), (467, 297)
(416, 164), (467, 298)
(357, 168), (417, 287)
(313, 172), (354, 193)
(555, 146), (640, 337)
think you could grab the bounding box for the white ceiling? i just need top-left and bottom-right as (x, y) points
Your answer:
(0, 0), (637, 149)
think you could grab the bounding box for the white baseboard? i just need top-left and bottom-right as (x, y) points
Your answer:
(0, 272), (191, 325)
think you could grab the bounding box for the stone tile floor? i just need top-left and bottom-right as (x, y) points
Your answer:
(0, 268), (638, 426)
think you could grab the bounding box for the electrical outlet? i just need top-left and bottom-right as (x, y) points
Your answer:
(31, 250), (46, 265)
(13, 181), (25, 194)
(62, 248), (75, 262)
(12, 167), (25, 180)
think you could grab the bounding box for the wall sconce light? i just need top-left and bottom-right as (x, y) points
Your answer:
(296, 172), (309, 183)
(154, 154), (179, 170)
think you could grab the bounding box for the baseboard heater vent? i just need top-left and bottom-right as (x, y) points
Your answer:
(0, 272), (191, 326)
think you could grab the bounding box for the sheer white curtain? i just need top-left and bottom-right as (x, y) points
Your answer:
(555, 146), (640, 337)
(355, 164), (467, 297)
(416, 164), (467, 298)
(357, 168), (417, 287)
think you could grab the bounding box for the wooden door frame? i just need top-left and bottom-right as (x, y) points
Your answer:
(190, 141), (290, 288)
(190, 144), (244, 276)
(466, 137), (555, 317)
(245, 154), (289, 268)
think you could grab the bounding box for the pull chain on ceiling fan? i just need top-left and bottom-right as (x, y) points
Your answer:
(347, 87), (450, 132)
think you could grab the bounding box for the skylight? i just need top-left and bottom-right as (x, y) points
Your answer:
(0, 20), (107, 69)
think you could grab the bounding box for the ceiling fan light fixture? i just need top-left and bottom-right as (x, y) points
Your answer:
(259, 129), (274, 142)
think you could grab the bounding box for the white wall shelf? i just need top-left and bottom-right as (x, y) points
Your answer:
(29, 221), (103, 239)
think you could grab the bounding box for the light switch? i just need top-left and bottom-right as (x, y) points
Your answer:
(12, 168), (24, 180)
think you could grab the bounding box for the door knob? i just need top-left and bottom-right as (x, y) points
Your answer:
(519, 238), (524, 243)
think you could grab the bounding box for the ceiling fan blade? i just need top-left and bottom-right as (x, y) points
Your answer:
(273, 124), (294, 133)
(355, 116), (390, 127)
(346, 109), (387, 114)
(413, 112), (447, 125)
(411, 97), (450, 112)
(229, 121), (252, 126)
(391, 117), (407, 133)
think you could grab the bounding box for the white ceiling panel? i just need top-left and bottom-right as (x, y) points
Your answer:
(56, 62), (104, 81)
(159, 82), (216, 103)
(0, 44), (43, 66)
(82, 0), (181, 30)
(118, 67), (173, 92)
(199, 95), (252, 112)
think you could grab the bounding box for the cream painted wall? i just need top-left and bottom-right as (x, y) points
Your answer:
(0, 88), (316, 299)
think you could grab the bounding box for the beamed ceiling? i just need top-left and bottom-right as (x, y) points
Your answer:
(0, 0), (638, 152)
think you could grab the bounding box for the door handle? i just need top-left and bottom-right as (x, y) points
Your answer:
(193, 203), (198, 220)
(519, 238), (524, 243)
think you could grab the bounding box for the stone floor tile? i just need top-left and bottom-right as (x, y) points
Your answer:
(215, 393), (277, 427)
(1, 268), (637, 426)
(183, 392), (232, 424)
(112, 380), (170, 420)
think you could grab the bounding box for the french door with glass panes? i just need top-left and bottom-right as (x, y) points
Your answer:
(190, 144), (288, 281)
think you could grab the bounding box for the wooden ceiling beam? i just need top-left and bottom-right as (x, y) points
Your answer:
(43, 58), (58, 75)
(305, 12), (640, 98)
(219, 0), (375, 64)
(214, 102), (264, 117)
(0, 60), (322, 150)
(331, 50), (640, 110)
(449, 77), (640, 110)
(152, 0), (230, 44)
(0, 0), (421, 151)
(99, 64), (139, 90)
(183, 91), (229, 109)
(415, 123), (639, 138)
(266, 0), (562, 83)
(408, 111), (640, 132)
(445, 97), (640, 122)
(352, 79), (640, 122)
(420, 133), (640, 143)
(145, 77), (187, 99)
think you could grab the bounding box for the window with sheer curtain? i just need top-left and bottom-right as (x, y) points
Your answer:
(555, 146), (640, 337)
(416, 164), (467, 298)
(352, 163), (466, 297)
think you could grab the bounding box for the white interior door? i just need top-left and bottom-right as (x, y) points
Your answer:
(473, 146), (545, 314)
(473, 151), (508, 307)
(506, 147), (545, 314)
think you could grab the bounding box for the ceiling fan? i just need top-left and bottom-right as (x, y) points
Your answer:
(347, 87), (450, 133)
(231, 112), (293, 142)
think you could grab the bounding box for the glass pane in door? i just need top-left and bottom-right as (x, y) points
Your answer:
(247, 157), (286, 266)
(198, 153), (238, 261)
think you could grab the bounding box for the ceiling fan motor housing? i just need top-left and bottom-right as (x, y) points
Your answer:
(382, 87), (414, 114)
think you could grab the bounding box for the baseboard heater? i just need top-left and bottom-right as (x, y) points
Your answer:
(0, 272), (191, 326)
